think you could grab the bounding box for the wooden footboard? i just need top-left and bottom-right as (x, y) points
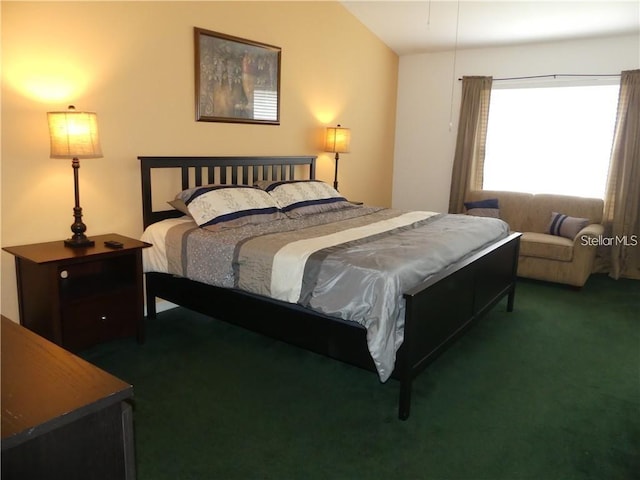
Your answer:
(397, 232), (521, 419)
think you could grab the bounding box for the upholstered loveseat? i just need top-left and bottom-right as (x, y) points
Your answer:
(465, 190), (605, 287)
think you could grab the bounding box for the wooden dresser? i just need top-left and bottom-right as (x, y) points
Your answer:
(1, 316), (136, 479)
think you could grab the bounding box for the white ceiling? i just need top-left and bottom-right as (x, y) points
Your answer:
(340, 1), (640, 55)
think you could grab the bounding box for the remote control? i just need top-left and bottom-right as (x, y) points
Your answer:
(104, 240), (124, 249)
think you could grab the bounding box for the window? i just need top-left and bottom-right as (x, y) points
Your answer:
(253, 89), (278, 121)
(483, 83), (619, 199)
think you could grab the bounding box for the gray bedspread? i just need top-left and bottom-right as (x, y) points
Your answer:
(142, 206), (509, 381)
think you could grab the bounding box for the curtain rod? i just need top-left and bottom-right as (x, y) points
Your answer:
(458, 73), (621, 81)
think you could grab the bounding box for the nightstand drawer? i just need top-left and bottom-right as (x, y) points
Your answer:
(62, 291), (138, 350)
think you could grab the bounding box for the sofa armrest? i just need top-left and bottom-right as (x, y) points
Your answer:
(575, 223), (605, 245)
(570, 223), (605, 280)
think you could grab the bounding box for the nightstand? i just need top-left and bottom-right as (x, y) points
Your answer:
(3, 234), (151, 351)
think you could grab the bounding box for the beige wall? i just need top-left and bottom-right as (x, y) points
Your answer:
(1, 1), (399, 320)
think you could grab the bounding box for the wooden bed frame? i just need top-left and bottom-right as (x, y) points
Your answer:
(139, 155), (521, 420)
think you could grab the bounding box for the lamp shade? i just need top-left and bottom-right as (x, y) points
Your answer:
(48, 107), (103, 159)
(325, 125), (351, 154)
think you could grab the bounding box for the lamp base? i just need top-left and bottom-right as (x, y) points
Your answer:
(64, 236), (95, 248)
(333, 152), (340, 192)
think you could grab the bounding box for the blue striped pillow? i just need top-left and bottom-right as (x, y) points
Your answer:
(464, 198), (500, 218)
(255, 180), (352, 218)
(177, 185), (285, 230)
(547, 212), (589, 239)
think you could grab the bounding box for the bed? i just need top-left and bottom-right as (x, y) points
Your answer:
(139, 155), (521, 420)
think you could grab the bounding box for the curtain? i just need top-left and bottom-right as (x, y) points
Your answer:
(602, 69), (640, 280)
(448, 76), (493, 213)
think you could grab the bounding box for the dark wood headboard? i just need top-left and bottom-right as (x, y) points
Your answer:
(139, 156), (317, 228)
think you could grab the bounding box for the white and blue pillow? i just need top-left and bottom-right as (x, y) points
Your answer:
(547, 212), (589, 239)
(176, 185), (285, 230)
(255, 180), (353, 218)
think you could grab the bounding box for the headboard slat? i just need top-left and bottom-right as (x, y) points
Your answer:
(181, 167), (189, 190)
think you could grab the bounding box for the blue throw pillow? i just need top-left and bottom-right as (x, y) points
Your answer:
(464, 198), (500, 218)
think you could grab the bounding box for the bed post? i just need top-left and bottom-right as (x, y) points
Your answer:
(145, 274), (157, 321)
(396, 307), (415, 420)
(398, 372), (413, 420)
(506, 237), (520, 312)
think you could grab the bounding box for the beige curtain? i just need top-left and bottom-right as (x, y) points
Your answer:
(603, 69), (640, 279)
(448, 76), (493, 213)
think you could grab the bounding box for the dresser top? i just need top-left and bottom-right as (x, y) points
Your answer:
(1, 316), (133, 449)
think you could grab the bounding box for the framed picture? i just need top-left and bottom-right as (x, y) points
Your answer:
(194, 27), (281, 125)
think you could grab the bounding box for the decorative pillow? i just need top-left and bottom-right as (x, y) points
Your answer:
(547, 212), (589, 240)
(464, 198), (500, 218)
(176, 185), (285, 229)
(167, 199), (191, 216)
(255, 180), (353, 218)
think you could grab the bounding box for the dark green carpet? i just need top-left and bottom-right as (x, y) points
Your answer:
(81, 274), (640, 480)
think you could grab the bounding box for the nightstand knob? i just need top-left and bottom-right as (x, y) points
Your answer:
(60, 270), (69, 279)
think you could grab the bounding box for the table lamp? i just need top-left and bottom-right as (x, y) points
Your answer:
(324, 124), (351, 191)
(47, 105), (103, 247)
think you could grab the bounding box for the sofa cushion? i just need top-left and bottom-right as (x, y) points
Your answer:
(527, 194), (604, 233)
(464, 198), (500, 218)
(547, 212), (590, 239)
(520, 232), (574, 262)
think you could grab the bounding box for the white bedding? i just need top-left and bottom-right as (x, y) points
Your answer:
(142, 217), (192, 274)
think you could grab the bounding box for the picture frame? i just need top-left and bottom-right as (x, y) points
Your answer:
(194, 27), (281, 125)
